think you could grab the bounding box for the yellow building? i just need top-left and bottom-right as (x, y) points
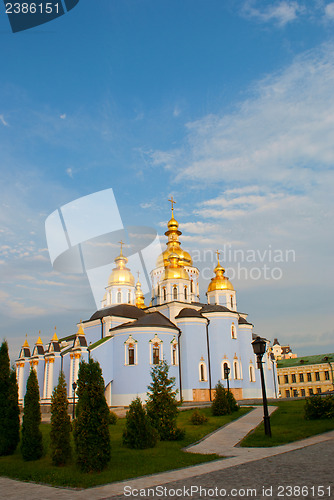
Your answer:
(277, 354), (334, 398)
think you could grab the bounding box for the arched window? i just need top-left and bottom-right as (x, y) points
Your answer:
(149, 334), (163, 365)
(117, 291), (122, 303)
(163, 287), (167, 302)
(231, 323), (237, 339)
(124, 335), (138, 366)
(222, 361), (231, 380)
(199, 361), (207, 382)
(230, 295), (233, 308)
(184, 286), (188, 300)
(233, 361), (239, 379)
(127, 291), (131, 304)
(249, 364), (255, 382)
(173, 286), (178, 300)
(190, 280), (193, 293)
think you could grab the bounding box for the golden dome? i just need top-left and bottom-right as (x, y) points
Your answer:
(207, 252), (234, 292)
(51, 327), (58, 342)
(156, 197), (193, 267)
(22, 335), (29, 348)
(108, 243), (135, 287)
(162, 253), (190, 281)
(135, 275), (146, 309)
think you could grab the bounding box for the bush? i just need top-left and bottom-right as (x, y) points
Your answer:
(0, 341), (20, 456)
(109, 410), (118, 425)
(146, 360), (185, 441)
(211, 381), (239, 416)
(304, 395), (334, 420)
(189, 409), (208, 425)
(50, 372), (72, 466)
(123, 397), (158, 449)
(73, 359), (111, 472)
(21, 369), (43, 461)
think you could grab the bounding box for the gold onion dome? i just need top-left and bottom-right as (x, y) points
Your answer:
(108, 242), (135, 286)
(207, 252), (234, 292)
(156, 197), (193, 267)
(162, 253), (190, 281)
(135, 274), (146, 309)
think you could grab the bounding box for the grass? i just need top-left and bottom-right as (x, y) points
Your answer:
(240, 400), (334, 448)
(0, 407), (250, 489)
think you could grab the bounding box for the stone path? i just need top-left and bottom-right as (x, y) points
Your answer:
(1, 407), (333, 499)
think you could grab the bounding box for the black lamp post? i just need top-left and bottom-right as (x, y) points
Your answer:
(252, 336), (272, 437)
(270, 352), (278, 399)
(72, 381), (77, 419)
(224, 365), (230, 392)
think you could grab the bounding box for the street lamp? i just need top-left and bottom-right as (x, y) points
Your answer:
(224, 365), (230, 392)
(252, 336), (272, 437)
(72, 381), (77, 419)
(270, 352), (278, 399)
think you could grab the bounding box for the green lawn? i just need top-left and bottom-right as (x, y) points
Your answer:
(0, 407), (250, 488)
(240, 400), (334, 448)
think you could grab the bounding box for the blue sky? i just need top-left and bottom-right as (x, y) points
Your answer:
(1, 0), (334, 361)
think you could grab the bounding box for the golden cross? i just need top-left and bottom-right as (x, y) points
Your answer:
(137, 271), (140, 279)
(168, 196), (176, 213)
(216, 250), (220, 262)
(119, 240), (124, 255)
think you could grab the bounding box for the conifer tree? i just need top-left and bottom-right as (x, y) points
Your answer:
(0, 341), (20, 455)
(211, 381), (238, 416)
(50, 372), (72, 466)
(73, 358), (111, 472)
(146, 359), (184, 441)
(21, 368), (43, 461)
(123, 397), (158, 449)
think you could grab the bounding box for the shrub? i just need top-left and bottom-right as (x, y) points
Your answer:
(304, 395), (334, 420)
(146, 359), (185, 441)
(189, 409), (208, 425)
(21, 369), (43, 461)
(123, 397), (158, 449)
(73, 359), (111, 473)
(109, 410), (118, 425)
(212, 381), (239, 416)
(50, 372), (72, 466)
(0, 341), (20, 456)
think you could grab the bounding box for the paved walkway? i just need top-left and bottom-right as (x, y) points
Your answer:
(1, 407), (334, 499)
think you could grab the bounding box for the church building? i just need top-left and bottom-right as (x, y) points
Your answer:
(16, 200), (278, 406)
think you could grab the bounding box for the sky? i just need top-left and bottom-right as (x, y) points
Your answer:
(0, 0), (334, 362)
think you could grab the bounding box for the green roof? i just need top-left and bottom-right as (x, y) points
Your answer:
(89, 336), (112, 350)
(277, 353), (334, 368)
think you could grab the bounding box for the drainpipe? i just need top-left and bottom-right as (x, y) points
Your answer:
(177, 329), (183, 402)
(100, 318), (104, 339)
(206, 318), (212, 401)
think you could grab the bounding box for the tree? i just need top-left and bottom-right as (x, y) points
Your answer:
(146, 359), (184, 441)
(211, 381), (239, 416)
(123, 397), (158, 449)
(50, 372), (72, 466)
(73, 358), (111, 472)
(0, 341), (20, 456)
(21, 368), (43, 461)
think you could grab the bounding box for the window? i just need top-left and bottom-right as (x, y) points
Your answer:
(171, 338), (178, 366)
(128, 347), (135, 365)
(249, 365), (255, 382)
(222, 361), (231, 380)
(317, 387), (321, 394)
(233, 361), (239, 380)
(173, 286), (177, 300)
(285, 390), (290, 397)
(307, 372), (312, 382)
(127, 291), (131, 304)
(153, 348), (160, 364)
(293, 389), (298, 397)
(299, 373), (304, 382)
(325, 371), (330, 380)
(199, 362), (207, 382)
(284, 375), (289, 384)
(309, 388), (314, 396)
(190, 280), (193, 293)
(117, 291), (122, 303)
(278, 375), (281, 384)
(163, 288), (167, 301)
(184, 286), (188, 300)
(172, 346), (177, 365)
(291, 374), (296, 383)
(301, 389), (306, 397)
(315, 372), (320, 381)
(230, 296), (233, 308)
(231, 324), (236, 339)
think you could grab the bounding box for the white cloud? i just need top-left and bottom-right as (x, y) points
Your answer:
(0, 114), (9, 126)
(325, 3), (334, 19)
(66, 167), (74, 178)
(243, 1), (303, 26)
(60, 113), (66, 120)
